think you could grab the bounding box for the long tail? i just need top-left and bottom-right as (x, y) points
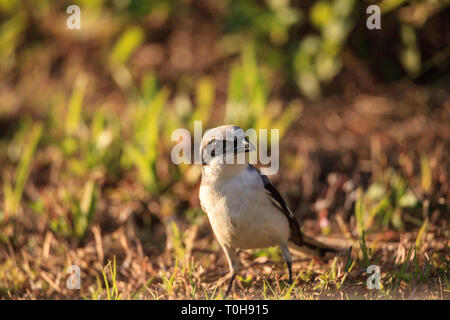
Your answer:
(289, 235), (351, 257)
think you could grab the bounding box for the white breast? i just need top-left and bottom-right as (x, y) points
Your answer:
(199, 168), (289, 249)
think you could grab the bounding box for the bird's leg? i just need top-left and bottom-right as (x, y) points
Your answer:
(225, 273), (237, 298)
(280, 244), (293, 284)
(221, 245), (239, 298)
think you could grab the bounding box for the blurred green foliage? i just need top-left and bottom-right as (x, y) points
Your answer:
(122, 77), (169, 192)
(2, 121), (42, 221)
(0, 0), (447, 240)
(1, 0), (446, 102)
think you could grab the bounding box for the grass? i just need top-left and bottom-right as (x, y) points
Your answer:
(2, 122), (43, 222)
(0, 0), (448, 301)
(99, 256), (121, 300)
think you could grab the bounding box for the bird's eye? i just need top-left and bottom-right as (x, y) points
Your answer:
(211, 149), (215, 157)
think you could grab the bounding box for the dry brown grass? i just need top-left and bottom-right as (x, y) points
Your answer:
(1, 218), (448, 300)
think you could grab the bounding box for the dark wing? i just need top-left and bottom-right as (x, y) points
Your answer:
(248, 165), (303, 246)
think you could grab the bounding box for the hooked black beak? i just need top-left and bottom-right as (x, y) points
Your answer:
(233, 139), (256, 155)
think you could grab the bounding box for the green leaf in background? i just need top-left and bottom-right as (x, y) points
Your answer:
(0, 13), (26, 71)
(110, 26), (144, 65)
(108, 26), (145, 92)
(225, 64), (247, 126)
(142, 87), (169, 164)
(415, 219), (428, 250)
(226, 45), (269, 128)
(2, 122), (43, 221)
(367, 195), (390, 228)
(379, 0), (409, 14)
(66, 75), (88, 136)
(310, 1), (332, 29)
(272, 101), (302, 139)
(359, 231), (371, 268)
(73, 180), (97, 239)
(124, 144), (155, 188)
(80, 180), (96, 217)
(228, 63), (245, 102)
(242, 45), (267, 118)
(295, 0), (355, 99)
(0, 0), (19, 12)
(316, 52), (342, 82)
(400, 24), (421, 78)
(141, 72), (158, 103)
(191, 76), (215, 128)
(398, 189), (418, 208)
(124, 86), (169, 192)
(354, 187), (366, 237)
(391, 208), (404, 230)
(366, 182), (386, 201)
(420, 153), (432, 194)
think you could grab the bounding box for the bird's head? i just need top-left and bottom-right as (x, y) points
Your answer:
(200, 125), (255, 172)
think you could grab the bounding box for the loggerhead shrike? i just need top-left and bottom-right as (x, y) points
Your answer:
(199, 125), (346, 297)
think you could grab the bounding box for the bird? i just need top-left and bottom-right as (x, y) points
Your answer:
(198, 125), (347, 297)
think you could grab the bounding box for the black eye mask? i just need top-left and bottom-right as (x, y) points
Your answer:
(201, 127), (248, 165)
(201, 138), (238, 165)
(202, 139), (220, 165)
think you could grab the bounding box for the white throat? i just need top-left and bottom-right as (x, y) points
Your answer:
(202, 162), (248, 183)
